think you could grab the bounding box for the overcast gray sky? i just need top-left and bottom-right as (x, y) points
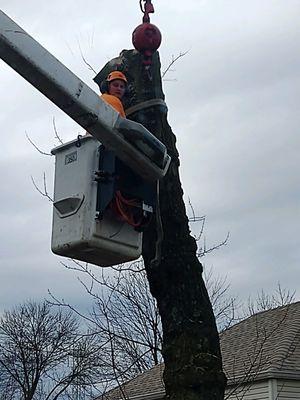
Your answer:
(0, 1), (299, 314)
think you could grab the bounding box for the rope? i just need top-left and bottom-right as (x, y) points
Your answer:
(150, 180), (163, 267)
(125, 99), (168, 117)
(111, 191), (146, 228)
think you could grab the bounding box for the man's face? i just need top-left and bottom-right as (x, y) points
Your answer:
(108, 79), (126, 99)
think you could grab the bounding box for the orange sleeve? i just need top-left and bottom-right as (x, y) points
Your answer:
(101, 94), (126, 118)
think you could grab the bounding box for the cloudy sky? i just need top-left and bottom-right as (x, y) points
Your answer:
(0, 1), (299, 314)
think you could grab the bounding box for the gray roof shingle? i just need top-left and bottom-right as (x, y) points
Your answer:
(101, 364), (164, 400)
(221, 301), (300, 384)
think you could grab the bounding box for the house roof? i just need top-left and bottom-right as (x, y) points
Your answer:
(101, 364), (165, 400)
(221, 301), (300, 384)
(100, 301), (300, 400)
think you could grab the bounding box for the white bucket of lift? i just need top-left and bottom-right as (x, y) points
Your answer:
(51, 135), (142, 267)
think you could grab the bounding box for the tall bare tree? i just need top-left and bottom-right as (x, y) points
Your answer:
(94, 49), (226, 400)
(0, 300), (105, 400)
(57, 258), (238, 385)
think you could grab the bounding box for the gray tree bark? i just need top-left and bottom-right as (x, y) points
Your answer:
(97, 49), (226, 400)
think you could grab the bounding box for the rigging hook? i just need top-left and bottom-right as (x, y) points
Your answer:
(139, 0), (155, 23)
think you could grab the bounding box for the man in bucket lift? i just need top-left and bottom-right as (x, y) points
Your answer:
(90, 70), (155, 230)
(100, 70), (127, 118)
(86, 70), (127, 134)
(91, 69), (166, 169)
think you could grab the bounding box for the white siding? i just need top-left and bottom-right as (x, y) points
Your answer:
(277, 379), (300, 400)
(225, 380), (269, 400)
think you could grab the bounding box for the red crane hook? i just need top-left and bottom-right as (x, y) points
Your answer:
(139, 0), (155, 23)
(133, 0), (162, 71)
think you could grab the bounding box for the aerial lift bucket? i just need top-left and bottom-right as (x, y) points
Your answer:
(51, 136), (145, 267)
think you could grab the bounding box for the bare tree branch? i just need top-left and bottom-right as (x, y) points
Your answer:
(162, 50), (189, 78)
(25, 131), (52, 156)
(0, 300), (105, 399)
(77, 40), (97, 74)
(30, 173), (53, 202)
(52, 117), (64, 145)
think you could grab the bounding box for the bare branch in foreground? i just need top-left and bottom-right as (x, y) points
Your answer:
(197, 231), (230, 258)
(162, 50), (189, 78)
(25, 131), (52, 156)
(31, 173), (53, 202)
(52, 117), (64, 145)
(77, 40), (97, 74)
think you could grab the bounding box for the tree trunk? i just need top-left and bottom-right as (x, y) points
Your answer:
(97, 49), (226, 400)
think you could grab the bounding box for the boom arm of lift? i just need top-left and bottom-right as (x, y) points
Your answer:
(0, 10), (170, 182)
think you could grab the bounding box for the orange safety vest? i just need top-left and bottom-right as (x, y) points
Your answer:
(101, 93), (126, 118)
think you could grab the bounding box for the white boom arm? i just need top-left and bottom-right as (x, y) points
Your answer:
(0, 10), (170, 181)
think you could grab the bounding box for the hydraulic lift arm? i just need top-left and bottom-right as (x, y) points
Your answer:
(0, 10), (170, 182)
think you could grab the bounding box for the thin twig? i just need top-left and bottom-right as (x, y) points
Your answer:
(77, 40), (97, 74)
(162, 50), (189, 78)
(188, 197), (206, 223)
(197, 232), (230, 258)
(31, 173), (53, 202)
(25, 131), (52, 156)
(52, 117), (64, 145)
